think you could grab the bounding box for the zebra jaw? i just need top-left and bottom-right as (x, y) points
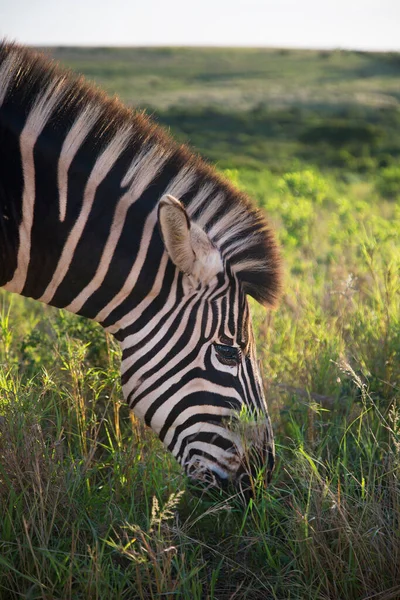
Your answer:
(177, 417), (273, 499)
(182, 446), (269, 501)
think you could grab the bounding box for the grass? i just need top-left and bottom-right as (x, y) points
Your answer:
(0, 166), (399, 599)
(41, 46), (400, 172)
(0, 48), (400, 599)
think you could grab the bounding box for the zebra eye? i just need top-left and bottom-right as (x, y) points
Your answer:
(214, 344), (241, 366)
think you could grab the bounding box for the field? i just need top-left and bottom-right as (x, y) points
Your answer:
(0, 48), (399, 599)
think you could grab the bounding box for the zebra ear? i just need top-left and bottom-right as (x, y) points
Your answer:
(158, 194), (223, 284)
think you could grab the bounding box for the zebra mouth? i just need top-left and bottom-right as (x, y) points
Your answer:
(185, 459), (230, 493)
(187, 469), (230, 499)
(185, 448), (274, 503)
(185, 458), (256, 503)
(186, 465), (258, 504)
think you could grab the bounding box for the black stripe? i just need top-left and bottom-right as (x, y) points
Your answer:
(155, 391), (241, 441)
(127, 333), (240, 410)
(114, 261), (179, 342)
(85, 157), (180, 323)
(0, 100), (25, 286)
(22, 103), (97, 299)
(50, 142), (135, 309)
(185, 448), (228, 471)
(177, 431), (235, 461)
(121, 294), (201, 389)
(167, 412), (224, 451)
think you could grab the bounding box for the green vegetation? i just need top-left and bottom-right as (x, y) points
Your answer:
(48, 46), (400, 171)
(0, 48), (399, 598)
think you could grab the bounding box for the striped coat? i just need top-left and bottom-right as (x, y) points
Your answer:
(0, 43), (281, 497)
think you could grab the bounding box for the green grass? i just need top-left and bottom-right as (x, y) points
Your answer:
(43, 46), (400, 172)
(0, 49), (400, 599)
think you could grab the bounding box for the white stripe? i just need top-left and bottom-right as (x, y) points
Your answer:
(0, 52), (20, 107)
(65, 146), (168, 314)
(214, 216), (255, 248)
(118, 268), (181, 345)
(167, 419), (236, 456)
(195, 193), (224, 230)
(58, 104), (101, 222)
(38, 127), (132, 305)
(94, 208), (158, 322)
(181, 440), (241, 472)
(106, 251), (170, 334)
(121, 293), (201, 400)
(163, 166), (196, 200)
(94, 166), (197, 323)
(231, 256), (271, 273)
(222, 234), (261, 258)
(148, 379), (240, 434)
(208, 206), (251, 242)
(204, 294), (217, 339)
(4, 78), (67, 294)
(186, 182), (215, 218)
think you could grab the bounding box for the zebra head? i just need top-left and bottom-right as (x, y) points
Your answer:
(121, 194), (280, 498)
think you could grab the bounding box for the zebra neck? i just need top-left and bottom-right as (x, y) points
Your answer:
(0, 96), (194, 331)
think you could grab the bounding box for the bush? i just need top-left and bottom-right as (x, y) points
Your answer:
(279, 169), (329, 204)
(300, 120), (384, 148)
(375, 165), (400, 200)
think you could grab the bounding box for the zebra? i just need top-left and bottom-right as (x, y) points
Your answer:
(0, 42), (281, 498)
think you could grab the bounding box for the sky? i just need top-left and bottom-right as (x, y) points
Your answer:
(0, 0), (399, 50)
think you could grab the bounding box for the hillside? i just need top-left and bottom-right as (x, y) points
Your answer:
(44, 46), (400, 171)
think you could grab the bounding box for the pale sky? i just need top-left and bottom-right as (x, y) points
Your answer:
(0, 0), (399, 50)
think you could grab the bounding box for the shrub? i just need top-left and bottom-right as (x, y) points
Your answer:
(375, 165), (400, 200)
(279, 169), (329, 204)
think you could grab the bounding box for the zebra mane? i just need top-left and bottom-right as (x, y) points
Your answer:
(0, 42), (281, 307)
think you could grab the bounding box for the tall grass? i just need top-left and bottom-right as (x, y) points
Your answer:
(0, 168), (399, 599)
